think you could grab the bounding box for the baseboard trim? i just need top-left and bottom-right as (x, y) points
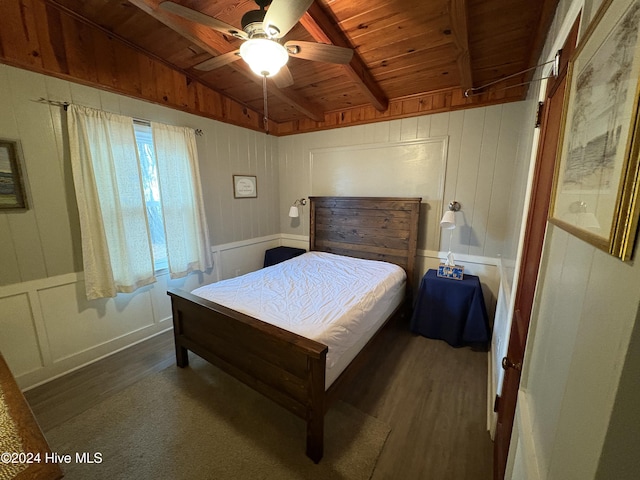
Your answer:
(21, 325), (173, 392)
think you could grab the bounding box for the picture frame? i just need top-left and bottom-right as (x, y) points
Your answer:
(0, 139), (28, 210)
(232, 174), (257, 198)
(550, 0), (640, 261)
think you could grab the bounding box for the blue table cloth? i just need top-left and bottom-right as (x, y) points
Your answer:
(410, 269), (490, 348)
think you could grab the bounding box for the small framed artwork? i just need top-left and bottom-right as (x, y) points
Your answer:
(549, 0), (640, 261)
(233, 174), (257, 198)
(0, 139), (28, 210)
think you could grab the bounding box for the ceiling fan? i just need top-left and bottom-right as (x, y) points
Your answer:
(159, 0), (354, 87)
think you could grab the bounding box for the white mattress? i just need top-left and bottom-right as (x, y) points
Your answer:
(191, 251), (406, 388)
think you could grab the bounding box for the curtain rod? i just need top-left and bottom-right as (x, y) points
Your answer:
(31, 97), (204, 136)
(33, 97), (70, 109)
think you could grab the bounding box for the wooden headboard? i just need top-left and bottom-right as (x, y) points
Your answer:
(309, 196), (421, 293)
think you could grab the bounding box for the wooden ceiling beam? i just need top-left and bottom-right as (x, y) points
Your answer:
(128, 0), (324, 122)
(449, 0), (473, 91)
(300, 2), (388, 112)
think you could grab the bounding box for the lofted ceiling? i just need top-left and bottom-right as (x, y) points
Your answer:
(3, 0), (561, 132)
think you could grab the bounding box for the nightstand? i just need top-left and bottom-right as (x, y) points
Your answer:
(263, 246), (306, 267)
(410, 269), (490, 348)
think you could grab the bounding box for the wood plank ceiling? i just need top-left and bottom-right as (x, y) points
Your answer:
(0, 0), (560, 135)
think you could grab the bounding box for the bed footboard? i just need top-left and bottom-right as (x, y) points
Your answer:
(168, 288), (328, 463)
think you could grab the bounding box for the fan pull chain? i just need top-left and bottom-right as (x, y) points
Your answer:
(262, 75), (269, 134)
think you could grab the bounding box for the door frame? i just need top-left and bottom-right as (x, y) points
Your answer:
(492, 5), (583, 479)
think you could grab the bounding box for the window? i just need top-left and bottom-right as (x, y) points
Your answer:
(133, 122), (168, 272)
(67, 104), (212, 300)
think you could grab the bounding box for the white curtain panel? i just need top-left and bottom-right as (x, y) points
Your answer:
(68, 105), (155, 299)
(151, 122), (213, 278)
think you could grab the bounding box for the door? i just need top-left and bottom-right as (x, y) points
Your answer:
(493, 18), (579, 480)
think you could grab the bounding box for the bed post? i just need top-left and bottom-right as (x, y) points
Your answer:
(171, 300), (189, 368)
(306, 350), (327, 463)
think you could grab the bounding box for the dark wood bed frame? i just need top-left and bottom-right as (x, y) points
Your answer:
(167, 196), (421, 462)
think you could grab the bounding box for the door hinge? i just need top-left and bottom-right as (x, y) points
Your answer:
(535, 101), (544, 128)
(494, 394), (500, 412)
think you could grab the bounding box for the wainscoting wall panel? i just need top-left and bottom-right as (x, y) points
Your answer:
(0, 235), (284, 390)
(2, 232), (502, 391)
(1, 292), (43, 376)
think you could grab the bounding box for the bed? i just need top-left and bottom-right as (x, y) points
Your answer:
(167, 196), (421, 462)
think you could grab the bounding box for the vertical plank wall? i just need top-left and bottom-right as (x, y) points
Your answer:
(505, 0), (640, 478)
(278, 102), (531, 293)
(0, 62), (534, 392)
(0, 64), (280, 387)
(0, 63), (280, 286)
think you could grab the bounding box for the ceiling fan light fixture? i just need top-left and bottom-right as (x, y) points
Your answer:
(240, 38), (289, 77)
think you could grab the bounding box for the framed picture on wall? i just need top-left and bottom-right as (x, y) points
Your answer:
(0, 139), (28, 210)
(233, 174), (257, 198)
(549, 0), (640, 261)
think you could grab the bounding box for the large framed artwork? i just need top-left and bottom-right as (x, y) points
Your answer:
(0, 139), (28, 210)
(550, 0), (640, 261)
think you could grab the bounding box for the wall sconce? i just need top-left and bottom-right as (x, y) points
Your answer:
(440, 201), (461, 265)
(288, 198), (307, 218)
(440, 201), (461, 229)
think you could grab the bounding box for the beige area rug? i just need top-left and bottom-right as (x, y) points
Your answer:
(46, 356), (390, 480)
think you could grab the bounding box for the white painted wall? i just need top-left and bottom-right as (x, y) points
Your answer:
(0, 64), (280, 388)
(505, 0), (640, 478)
(1, 64), (528, 389)
(310, 137), (449, 251)
(0, 63), (280, 287)
(278, 103), (528, 268)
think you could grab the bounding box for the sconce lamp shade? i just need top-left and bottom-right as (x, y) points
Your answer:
(288, 198), (307, 218)
(440, 210), (456, 230)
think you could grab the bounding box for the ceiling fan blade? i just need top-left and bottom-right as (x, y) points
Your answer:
(194, 50), (242, 71)
(272, 66), (294, 88)
(159, 1), (247, 39)
(263, 0), (313, 38)
(285, 41), (354, 64)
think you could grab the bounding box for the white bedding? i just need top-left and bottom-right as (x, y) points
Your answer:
(191, 251), (406, 388)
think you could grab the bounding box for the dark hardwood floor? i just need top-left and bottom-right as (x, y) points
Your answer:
(341, 317), (493, 479)
(24, 333), (176, 432)
(25, 320), (492, 479)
